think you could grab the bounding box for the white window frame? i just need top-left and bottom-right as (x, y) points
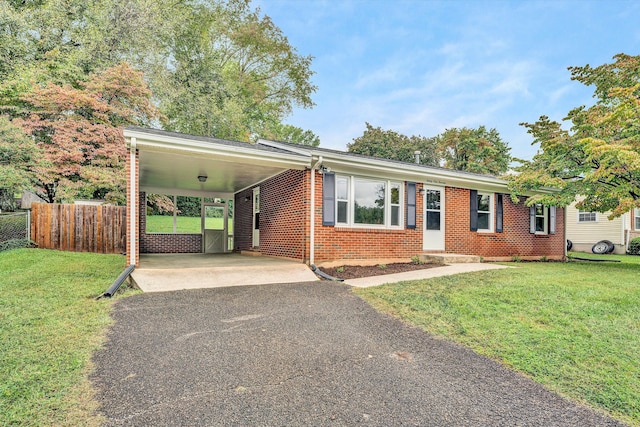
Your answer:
(335, 175), (404, 229)
(477, 192), (494, 232)
(635, 208), (640, 230)
(578, 210), (597, 223)
(535, 204), (549, 235)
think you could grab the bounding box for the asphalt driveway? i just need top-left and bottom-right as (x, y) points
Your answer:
(91, 282), (623, 426)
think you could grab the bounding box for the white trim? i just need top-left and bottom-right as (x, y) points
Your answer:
(577, 210), (597, 223)
(476, 192), (494, 233)
(333, 174), (404, 229)
(129, 137), (137, 265)
(423, 185), (445, 251)
(310, 156), (323, 265)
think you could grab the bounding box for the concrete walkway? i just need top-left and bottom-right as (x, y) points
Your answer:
(344, 263), (510, 287)
(131, 253), (318, 292)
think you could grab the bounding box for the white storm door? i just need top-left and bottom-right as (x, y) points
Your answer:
(203, 204), (227, 253)
(423, 186), (445, 251)
(252, 187), (260, 248)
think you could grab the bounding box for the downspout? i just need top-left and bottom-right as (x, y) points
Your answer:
(309, 156), (323, 265)
(129, 137), (137, 266)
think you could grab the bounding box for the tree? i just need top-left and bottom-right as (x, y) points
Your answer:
(11, 63), (158, 203)
(508, 54), (640, 217)
(0, 116), (44, 211)
(347, 123), (439, 166)
(263, 123), (320, 146)
(435, 126), (511, 175)
(1, 0), (317, 144)
(155, 0), (316, 142)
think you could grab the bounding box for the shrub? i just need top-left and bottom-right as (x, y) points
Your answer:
(628, 237), (640, 255)
(0, 239), (36, 252)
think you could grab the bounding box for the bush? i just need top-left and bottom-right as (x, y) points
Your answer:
(0, 239), (36, 252)
(628, 237), (640, 255)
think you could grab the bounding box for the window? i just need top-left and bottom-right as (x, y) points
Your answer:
(635, 209), (640, 230)
(146, 194), (202, 234)
(336, 176), (349, 224)
(535, 204), (548, 233)
(334, 176), (403, 228)
(578, 210), (597, 222)
(530, 205), (556, 235)
(425, 189), (441, 230)
(477, 193), (493, 231)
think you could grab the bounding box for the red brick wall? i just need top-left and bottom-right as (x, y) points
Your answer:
(234, 189), (253, 251)
(313, 172), (424, 261)
(138, 192), (202, 254)
(444, 187), (565, 259)
(234, 170), (308, 260)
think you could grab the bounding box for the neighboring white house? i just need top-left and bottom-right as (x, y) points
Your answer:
(566, 200), (640, 254)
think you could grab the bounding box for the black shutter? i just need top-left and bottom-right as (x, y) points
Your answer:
(470, 190), (478, 231)
(322, 172), (335, 226)
(496, 193), (503, 233)
(406, 182), (416, 229)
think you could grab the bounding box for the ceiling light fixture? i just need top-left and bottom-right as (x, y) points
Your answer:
(197, 175), (207, 183)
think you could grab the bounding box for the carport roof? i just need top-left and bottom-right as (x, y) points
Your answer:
(124, 127), (311, 196)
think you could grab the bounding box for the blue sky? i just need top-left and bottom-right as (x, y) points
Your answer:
(254, 0), (640, 161)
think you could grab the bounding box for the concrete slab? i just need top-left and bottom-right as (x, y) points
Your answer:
(344, 263), (509, 288)
(131, 254), (319, 292)
(419, 253), (482, 264)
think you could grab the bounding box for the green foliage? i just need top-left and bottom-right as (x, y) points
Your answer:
(628, 237), (640, 255)
(435, 126), (511, 175)
(0, 249), (127, 426)
(0, 116), (44, 198)
(378, 264), (387, 270)
(356, 261), (640, 425)
(0, 238), (36, 252)
(508, 54), (640, 216)
(348, 122), (439, 166)
(264, 123), (320, 146)
(10, 63), (159, 203)
(1, 0), (318, 201)
(348, 123), (511, 175)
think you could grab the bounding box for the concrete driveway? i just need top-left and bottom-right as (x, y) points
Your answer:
(91, 282), (623, 426)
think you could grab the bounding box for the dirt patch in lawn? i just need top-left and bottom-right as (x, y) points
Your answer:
(319, 262), (442, 280)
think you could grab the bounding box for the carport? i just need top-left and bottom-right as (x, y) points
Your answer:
(123, 127), (312, 268)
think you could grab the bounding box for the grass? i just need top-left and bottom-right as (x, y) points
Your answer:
(145, 215), (232, 234)
(355, 259), (640, 426)
(568, 251), (640, 264)
(0, 248), (129, 426)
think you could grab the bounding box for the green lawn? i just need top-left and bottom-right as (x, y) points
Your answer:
(145, 215), (232, 234)
(0, 249), (129, 426)
(355, 259), (640, 426)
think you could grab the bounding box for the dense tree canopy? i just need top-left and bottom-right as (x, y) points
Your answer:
(508, 54), (640, 217)
(0, 116), (44, 210)
(0, 0), (318, 203)
(348, 123), (511, 175)
(435, 126), (511, 175)
(11, 63), (158, 203)
(347, 123), (439, 166)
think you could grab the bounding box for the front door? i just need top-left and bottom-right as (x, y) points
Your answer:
(252, 187), (260, 248)
(423, 186), (445, 251)
(203, 203), (227, 253)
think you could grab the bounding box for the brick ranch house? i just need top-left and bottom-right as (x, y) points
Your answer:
(124, 127), (565, 267)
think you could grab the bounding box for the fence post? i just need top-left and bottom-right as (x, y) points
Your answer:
(26, 210), (31, 241)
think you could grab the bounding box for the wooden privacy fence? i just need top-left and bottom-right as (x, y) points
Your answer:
(31, 203), (126, 254)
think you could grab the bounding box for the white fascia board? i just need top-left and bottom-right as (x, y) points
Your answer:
(124, 129), (310, 169)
